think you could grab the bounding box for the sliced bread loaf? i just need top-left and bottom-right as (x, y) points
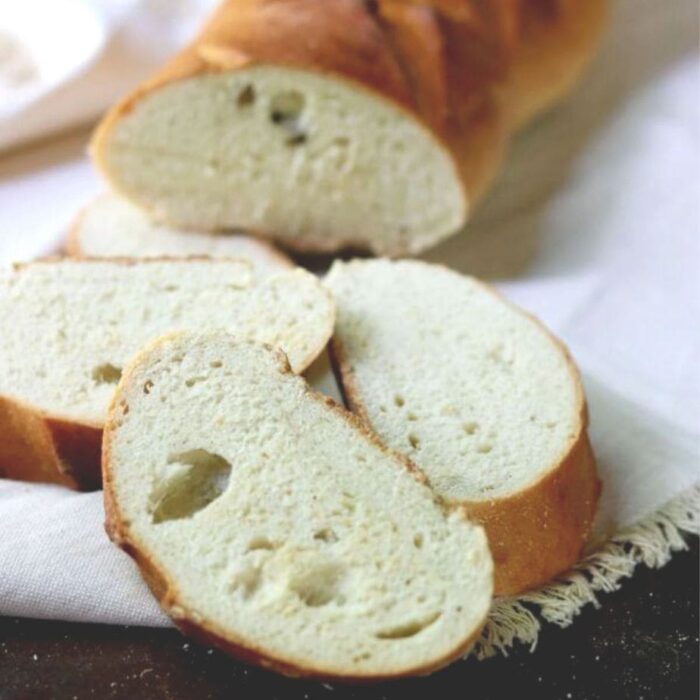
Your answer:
(89, 0), (513, 256)
(68, 193), (292, 274)
(325, 259), (600, 595)
(0, 259), (333, 489)
(103, 333), (493, 679)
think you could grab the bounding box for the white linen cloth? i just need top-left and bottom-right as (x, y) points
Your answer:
(0, 0), (698, 627)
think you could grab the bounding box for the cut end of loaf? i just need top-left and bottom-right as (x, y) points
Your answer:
(103, 333), (493, 679)
(92, 66), (467, 256)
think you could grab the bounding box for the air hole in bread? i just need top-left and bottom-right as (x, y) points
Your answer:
(270, 90), (304, 122)
(210, 361), (223, 369)
(231, 563), (262, 599)
(270, 90), (307, 146)
(413, 533), (423, 549)
(246, 536), (276, 551)
(289, 561), (344, 607)
(375, 611), (441, 640)
(286, 133), (307, 147)
(150, 449), (231, 523)
(237, 84), (256, 107)
(463, 421), (479, 435)
(477, 443), (493, 454)
(393, 394), (405, 408)
(314, 528), (338, 544)
(143, 380), (154, 394)
(185, 376), (207, 388)
(341, 493), (356, 514)
(92, 363), (122, 385)
(408, 434), (420, 450)
(407, 411), (418, 421)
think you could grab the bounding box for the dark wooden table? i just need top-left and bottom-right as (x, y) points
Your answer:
(0, 537), (697, 700)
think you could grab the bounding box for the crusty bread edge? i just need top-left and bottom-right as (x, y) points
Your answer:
(0, 393), (96, 490)
(0, 258), (333, 490)
(102, 332), (492, 681)
(505, 0), (608, 129)
(327, 259), (601, 596)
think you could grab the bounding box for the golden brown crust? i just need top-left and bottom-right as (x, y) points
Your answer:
(0, 394), (86, 489)
(328, 260), (601, 596)
(460, 432), (600, 595)
(505, 0), (608, 128)
(101, 335), (491, 680)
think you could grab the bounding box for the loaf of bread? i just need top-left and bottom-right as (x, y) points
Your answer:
(103, 332), (493, 679)
(91, 0), (605, 256)
(0, 259), (333, 489)
(68, 193), (292, 272)
(325, 259), (600, 595)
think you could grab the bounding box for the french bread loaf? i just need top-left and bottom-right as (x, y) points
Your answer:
(90, 0), (512, 256)
(0, 259), (333, 489)
(103, 332), (493, 680)
(68, 193), (292, 274)
(325, 259), (600, 595)
(90, 1), (605, 255)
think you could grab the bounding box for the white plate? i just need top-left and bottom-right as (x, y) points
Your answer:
(0, 0), (107, 120)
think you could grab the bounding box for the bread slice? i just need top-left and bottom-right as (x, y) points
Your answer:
(67, 192), (342, 403)
(103, 333), (493, 680)
(88, 0), (512, 256)
(68, 193), (292, 275)
(325, 259), (600, 595)
(0, 259), (333, 489)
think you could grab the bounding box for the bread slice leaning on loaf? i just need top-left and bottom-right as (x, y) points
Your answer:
(325, 259), (600, 595)
(0, 259), (333, 489)
(90, 0), (514, 256)
(103, 333), (493, 680)
(67, 192), (344, 404)
(67, 193), (292, 274)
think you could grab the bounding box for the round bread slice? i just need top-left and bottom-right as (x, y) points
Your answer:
(325, 259), (600, 595)
(0, 259), (333, 489)
(68, 193), (292, 275)
(103, 333), (493, 680)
